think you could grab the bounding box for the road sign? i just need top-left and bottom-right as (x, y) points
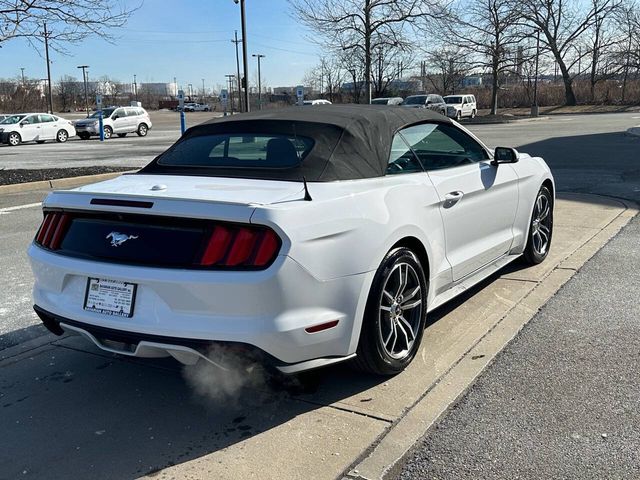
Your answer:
(296, 85), (304, 106)
(95, 94), (102, 108)
(221, 89), (228, 105)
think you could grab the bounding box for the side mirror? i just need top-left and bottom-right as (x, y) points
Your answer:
(492, 147), (519, 165)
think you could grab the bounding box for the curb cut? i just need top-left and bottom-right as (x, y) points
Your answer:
(345, 196), (639, 480)
(0, 170), (137, 195)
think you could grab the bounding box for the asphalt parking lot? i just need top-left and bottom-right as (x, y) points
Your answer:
(1, 111), (639, 479)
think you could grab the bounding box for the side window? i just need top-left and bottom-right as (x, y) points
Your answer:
(386, 133), (423, 175)
(112, 108), (125, 119)
(25, 115), (40, 124)
(399, 123), (489, 171)
(39, 114), (54, 123)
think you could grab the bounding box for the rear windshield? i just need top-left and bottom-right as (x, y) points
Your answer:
(404, 95), (427, 105)
(445, 96), (463, 104)
(157, 133), (315, 169)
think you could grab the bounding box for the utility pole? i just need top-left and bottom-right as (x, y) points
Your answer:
(20, 68), (25, 85)
(133, 74), (138, 101)
(252, 54), (265, 110)
(239, 0), (250, 112)
(43, 23), (53, 113)
(77, 65), (90, 117)
(174, 76), (177, 96)
(202, 78), (206, 102)
(232, 31), (244, 112)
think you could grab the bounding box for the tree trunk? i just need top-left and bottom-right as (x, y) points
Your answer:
(364, 0), (372, 104)
(559, 61), (577, 105)
(491, 56), (499, 115)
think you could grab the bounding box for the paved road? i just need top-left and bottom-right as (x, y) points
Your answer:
(0, 111), (220, 170)
(398, 213), (640, 480)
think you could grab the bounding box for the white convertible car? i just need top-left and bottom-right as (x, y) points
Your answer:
(29, 106), (554, 375)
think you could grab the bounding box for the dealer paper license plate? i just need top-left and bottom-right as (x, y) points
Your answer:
(84, 278), (137, 318)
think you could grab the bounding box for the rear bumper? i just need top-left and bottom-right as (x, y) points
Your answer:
(29, 243), (373, 372)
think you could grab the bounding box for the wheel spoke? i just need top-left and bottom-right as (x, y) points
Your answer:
(401, 298), (422, 309)
(383, 324), (394, 347)
(396, 264), (408, 297)
(380, 305), (392, 312)
(383, 290), (394, 302)
(389, 322), (398, 352)
(402, 286), (420, 303)
(538, 199), (550, 221)
(395, 320), (411, 349)
(398, 316), (416, 341)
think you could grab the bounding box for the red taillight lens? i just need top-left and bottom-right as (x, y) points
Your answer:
(35, 212), (70, 250)
(199, 224), (281, 269)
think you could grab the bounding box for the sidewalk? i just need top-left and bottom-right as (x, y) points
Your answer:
(397, 214), (640, 479)
(0, 194), (636, 480)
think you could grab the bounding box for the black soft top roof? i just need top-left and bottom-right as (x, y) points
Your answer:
(141, 105), (452, 182)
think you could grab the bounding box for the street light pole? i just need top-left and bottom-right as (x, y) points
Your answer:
(252, 54), (265, 110)
(232, 31), (244, 112)
(77, 65), (90, 117)
(133, 74), (138, 102)
(531, 30), (540, 117)
(235, 0), (250, 112)
(202, 78), (206, 102)
(20, 68), (25, 85)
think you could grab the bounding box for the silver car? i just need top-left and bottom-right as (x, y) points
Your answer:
(74, 106), (152, 140)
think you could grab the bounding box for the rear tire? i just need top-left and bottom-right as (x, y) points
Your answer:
(354, 247), (427, 375)
(56, 129), (68, 143)
(471, 109), (476, 119)
(137, 123), (148, 137)
(523, 186), (553, 265)
(456, 110), (462, 121)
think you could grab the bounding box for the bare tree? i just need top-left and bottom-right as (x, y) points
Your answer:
(424, 47), (473, 96)
(0, 0), (138, 50)
(427, 0), (522, 114)
(515, 0), (621, 105)
(289, 0), (434, 103)
(55, 75), (81, 112)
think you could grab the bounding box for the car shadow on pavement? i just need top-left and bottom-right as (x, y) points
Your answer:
(0, 332), (387, 479)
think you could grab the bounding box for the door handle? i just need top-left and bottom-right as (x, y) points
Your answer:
(443, 191), (464, 208)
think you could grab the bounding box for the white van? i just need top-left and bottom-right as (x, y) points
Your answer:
(444, 94), (477, 120)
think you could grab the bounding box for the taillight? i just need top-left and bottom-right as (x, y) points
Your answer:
(35, 212), (71, 250)
(199, 224), (281, 269)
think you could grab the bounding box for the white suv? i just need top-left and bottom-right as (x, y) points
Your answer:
(444, 94), (477, 120)
(74, 106), (152, 140)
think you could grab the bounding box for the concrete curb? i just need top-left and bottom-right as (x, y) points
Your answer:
(345, 197), (639, 480)
(463, 116), (549, 125)
(0, 170), (137, 195)
(626, 126), (640, 137)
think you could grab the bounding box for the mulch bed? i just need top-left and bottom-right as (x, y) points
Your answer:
(0, 166), (135, 186)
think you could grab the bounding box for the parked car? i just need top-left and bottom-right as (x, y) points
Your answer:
(402, 94), (447, 115)
(303, 99), (332, 105)
(29, 105), (554, 376)
(371, 97), (404, 105)
(0, 113), (76, 146)
(444, 94), (477, 120)
(192, 103), (211, 112)
(74, 106), (152, 140)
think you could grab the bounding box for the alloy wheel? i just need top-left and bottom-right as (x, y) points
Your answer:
(378, 262), (424, 360)
(531, 192), (552, 256)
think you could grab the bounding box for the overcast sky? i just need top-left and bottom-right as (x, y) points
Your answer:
(0, 0), (320, 90)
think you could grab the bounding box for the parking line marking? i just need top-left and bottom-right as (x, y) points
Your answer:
(0, 202), (41, 214)
(632, 116), (640, 119)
